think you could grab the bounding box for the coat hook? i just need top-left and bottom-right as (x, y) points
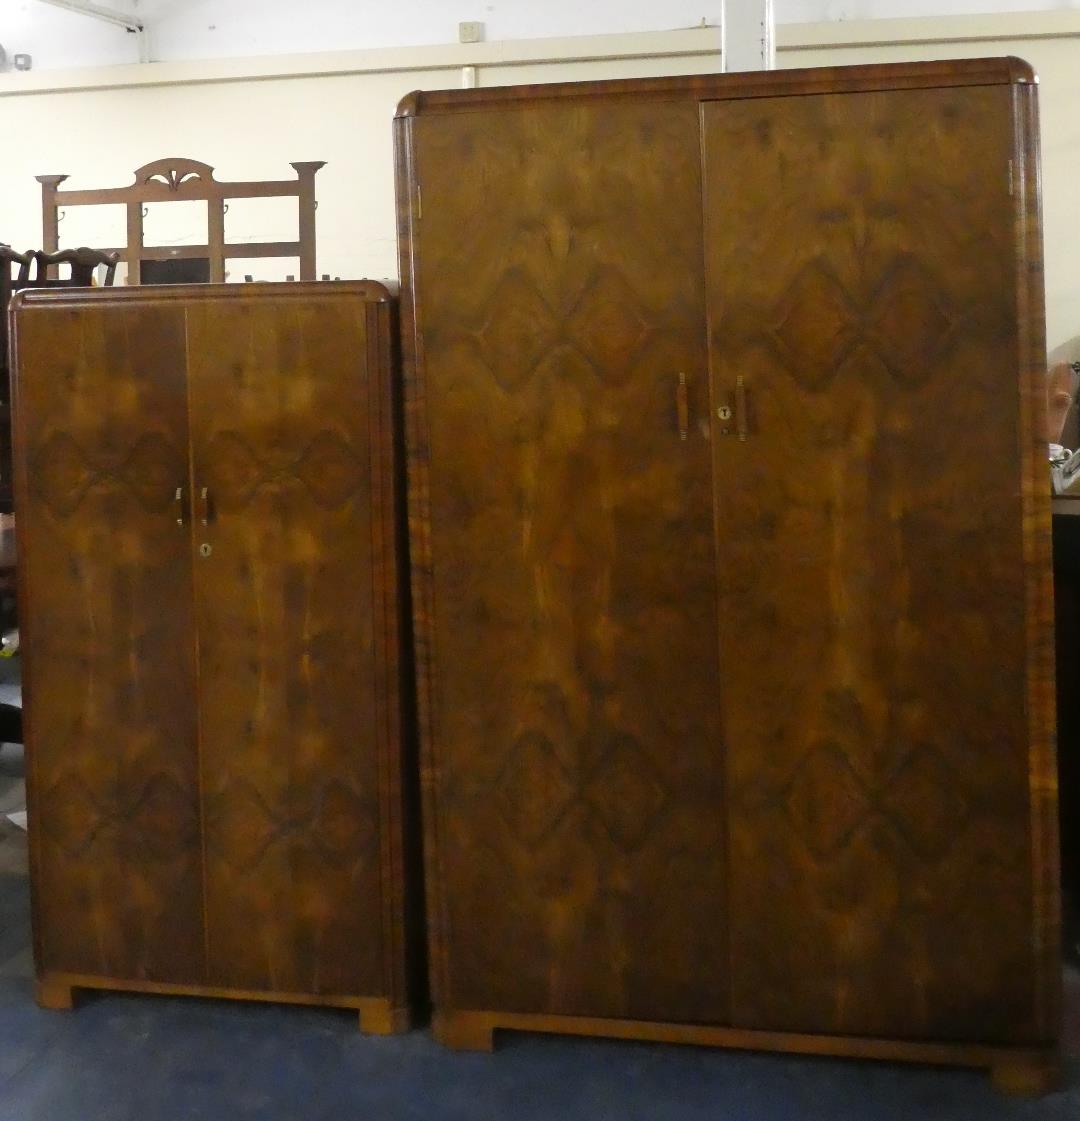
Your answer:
(142, 206), (149, 218)
(57, 209), (66, 223)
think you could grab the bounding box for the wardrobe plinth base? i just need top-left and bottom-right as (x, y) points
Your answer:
(433, 1007), (1059, 1094)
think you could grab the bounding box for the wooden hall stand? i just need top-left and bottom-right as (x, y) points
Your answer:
(36, 157), (324, 284)
(395, 57), (1060, 1092)
(9, 282), (418, 1033)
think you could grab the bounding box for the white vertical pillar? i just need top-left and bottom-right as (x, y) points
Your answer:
(722, 0), (775, 72)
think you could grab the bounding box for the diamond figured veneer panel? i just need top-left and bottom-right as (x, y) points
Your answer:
(17, 304), (203, 982)
(413, 101), (727, 1022)
(704, 87), (1039, 1043)
(185, 299), (384, 997)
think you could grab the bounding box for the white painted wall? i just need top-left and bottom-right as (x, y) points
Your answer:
(780, 0), (1080, 17)
(4, 1), (1080, 71)
(1, 0), (138, 70)
(0, 29), (727, 284)
(139, 0), (721, 61)
(2, 8), (1080, 353)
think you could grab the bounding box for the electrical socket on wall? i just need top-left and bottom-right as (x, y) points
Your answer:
(458, 21), (484, 43)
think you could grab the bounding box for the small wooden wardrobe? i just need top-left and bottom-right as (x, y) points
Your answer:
(395, 58), (1060, 1086)
(11, 282), (418, 1030)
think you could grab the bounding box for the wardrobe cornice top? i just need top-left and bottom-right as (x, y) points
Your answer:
(10, 279), (397, 313)
(395, 55), (1035, 119)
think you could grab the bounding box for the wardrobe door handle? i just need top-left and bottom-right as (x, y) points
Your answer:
(174, 486), (186, 526)
(198, 486), (213, 526)
(735, 375), (749, 442)
(676, 371), (689, 441)
(719, 377), (751, 440)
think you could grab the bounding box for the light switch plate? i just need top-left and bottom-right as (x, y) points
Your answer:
(458, 21), (484, 43)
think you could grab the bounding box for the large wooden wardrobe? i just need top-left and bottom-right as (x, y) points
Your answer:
(395, 58), (1060, 1086)
(10, 282), (418, 1031)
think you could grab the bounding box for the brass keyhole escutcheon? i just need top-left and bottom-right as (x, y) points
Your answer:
(199, 543), (213, 558)
(717, 405), (732, 421)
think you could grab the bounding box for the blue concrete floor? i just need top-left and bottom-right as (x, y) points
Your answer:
(0, 864), (1076, 1121)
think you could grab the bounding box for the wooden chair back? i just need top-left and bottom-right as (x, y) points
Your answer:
(28, 247), (119, 288)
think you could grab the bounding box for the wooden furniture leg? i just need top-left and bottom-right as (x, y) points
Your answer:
(34, 978), (75, 1010)
(433, 1011), (495, 1052)
(991, 1053), (1062, 1096)
(358, 1000), (411, 1035)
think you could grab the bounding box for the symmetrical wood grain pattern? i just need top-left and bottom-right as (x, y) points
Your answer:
(703, 85), (1045, 1044)
(11, 282), (414, 1025)
(396, 57), (1059, 1076)
(187, 298), (383, 997)
(407, 100), (725, 1022)
(13, 302), (202, 983)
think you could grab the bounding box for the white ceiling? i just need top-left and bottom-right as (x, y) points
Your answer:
(2, 0), (1077, 71)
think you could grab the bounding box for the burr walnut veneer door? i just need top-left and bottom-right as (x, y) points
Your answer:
(13, 300), (203, 987)
(703, 85), (1056, 1045)
(185, 292), (399, 1004)
(399, 60), (1057, 1081)
(403, 100), (725, 1023)
(13, 283), (413, 1029)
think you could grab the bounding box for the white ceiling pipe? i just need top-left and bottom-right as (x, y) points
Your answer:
(722, 0), (775, 71)
(35, 0), (150, 61)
